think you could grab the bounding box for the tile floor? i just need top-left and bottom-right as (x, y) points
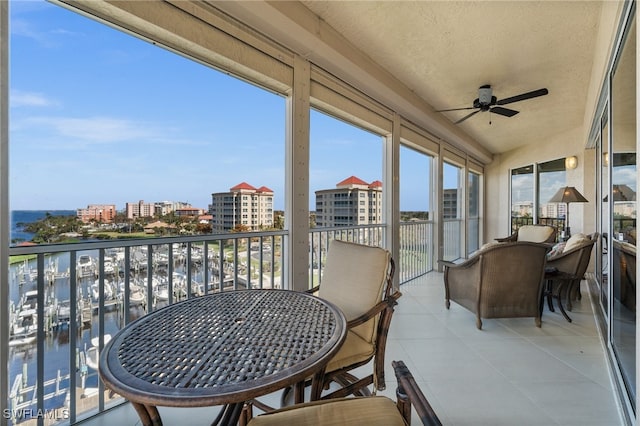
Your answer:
(82, 272), (625, 425)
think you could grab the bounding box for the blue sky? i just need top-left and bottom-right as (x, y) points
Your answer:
(10, 0), (439, 213)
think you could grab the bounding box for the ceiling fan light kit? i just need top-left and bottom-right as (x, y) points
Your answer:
(438, 85), (549, 124)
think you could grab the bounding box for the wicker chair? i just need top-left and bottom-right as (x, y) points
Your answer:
(612, 238), (636, 312)
(495, 224), (557, 243)
(545, 233), (597, 311)
(246, 360), (442, 426)
(440, 241), (550, 329)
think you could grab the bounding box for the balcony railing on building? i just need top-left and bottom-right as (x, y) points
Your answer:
(6, 221), (434, 425)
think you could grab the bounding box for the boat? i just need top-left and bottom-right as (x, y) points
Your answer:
(85, 334), (112, 370)
(103, 257), (116, 275)
(9, 333), (37, 347)
(9, 308), (37, 346)
(154, 282), (170, 302)
(117, 281), (146, 306)
(77, 254), (96, 278)
(91, 279), (114, 302)
(19, 290), (38, 310)
(56, 299), (72, 325)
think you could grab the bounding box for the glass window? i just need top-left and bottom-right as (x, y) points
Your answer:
(442, 162), (463, 261)
(468, 171), (481, 254)
(610, 18), (636, 410)
(9, 3), (286, 420)
(399, 144), (433, 279)
(537, 158), (566, 233)
(510, 165), (534, 233)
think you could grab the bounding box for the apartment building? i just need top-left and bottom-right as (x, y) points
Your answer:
(175, 207), (204, 218)
(315, 176), (383, 227)
(125, 200), (155, 219)
(125, 200), (197, 219)
(76, 204), (116, 223)
(209, 182), (274, 231)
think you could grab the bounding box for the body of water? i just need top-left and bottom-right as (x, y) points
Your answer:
(11, 210), (76, 244)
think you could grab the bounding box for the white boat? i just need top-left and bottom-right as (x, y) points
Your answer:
(85, 334), (112, 370)
(118, 281), (146, 306)
(104, 257), (116, 275)
(91, 279), (114, 302)
(19, 290), (39, 310)
(78, 254), (96, 278)
(154, 283), (170, 301)
(56, 299), (72, 324)
(9, 334), (37, 347)
(10, 308), (37, 344)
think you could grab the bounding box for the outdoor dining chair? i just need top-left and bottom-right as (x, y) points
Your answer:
(246, 360), (442, 426)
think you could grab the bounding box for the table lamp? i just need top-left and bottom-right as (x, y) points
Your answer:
(549, 186), (588, 238)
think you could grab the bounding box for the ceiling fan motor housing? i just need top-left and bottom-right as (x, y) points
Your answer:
(478, 85), (494, 107)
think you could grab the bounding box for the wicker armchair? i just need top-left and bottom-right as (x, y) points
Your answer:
(545, 233), (597, 311)
(246, 360), (442, 426)
(495, 224), (557, 243)
(440, 241), (550, 329)
(612, 239), (636, 312)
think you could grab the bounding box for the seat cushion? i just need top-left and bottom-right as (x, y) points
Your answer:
(247, 396), (406, 426)
(324, 329), (375, 373)
(318, 240), (391, 343)
(517, 225), (554, 242)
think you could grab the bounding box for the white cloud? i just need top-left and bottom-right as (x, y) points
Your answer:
(22, 116), (162, 143)
(11, 90), (54, 107)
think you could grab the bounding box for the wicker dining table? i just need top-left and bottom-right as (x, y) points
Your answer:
(98, 289), (347, 426)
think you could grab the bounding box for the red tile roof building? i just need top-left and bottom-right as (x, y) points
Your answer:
(315, 176), (383, 227)
(209, 182), (274, 231)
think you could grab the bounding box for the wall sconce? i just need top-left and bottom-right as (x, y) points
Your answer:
(565, 156), (578, 170)
(603, 152), (609, 166)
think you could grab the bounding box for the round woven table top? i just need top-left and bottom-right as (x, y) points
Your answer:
(99, 289), (347, 407)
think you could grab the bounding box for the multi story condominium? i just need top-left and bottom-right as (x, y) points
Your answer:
(126, 200), (197, 219)
(175, 207), (204, 217)
(315, 176), (383, 227)
(77, 204), (117, 223)
(209, 182), (274, 231)
(125, 200), (155, 219)
(540, 202), (567, 219)
(442, 189), (459, 219)
(511, 201), (534, 217)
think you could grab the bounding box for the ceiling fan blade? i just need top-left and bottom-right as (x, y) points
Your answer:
(496, 88), (548, 105)
(490, 106), (519, 117)
(454, 110), (480, 124)
(436, 106), (477, 112)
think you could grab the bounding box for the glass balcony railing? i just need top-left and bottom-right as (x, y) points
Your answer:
(6, 223), (433, 425)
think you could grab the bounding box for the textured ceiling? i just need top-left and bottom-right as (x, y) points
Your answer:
(300, 1), (603, 154)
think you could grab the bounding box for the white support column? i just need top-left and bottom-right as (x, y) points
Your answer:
(387, 114), (401, 289)
(436, 146), (444, 271)
(285, 55), (310, 292)
(1, 1), (9, 424)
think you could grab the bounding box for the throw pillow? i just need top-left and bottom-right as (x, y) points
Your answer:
(547, 242), (566, 259)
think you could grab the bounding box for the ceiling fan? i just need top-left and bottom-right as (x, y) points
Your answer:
(437, 84), (549, 124)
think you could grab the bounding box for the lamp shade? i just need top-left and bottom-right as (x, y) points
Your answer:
(548, 186), (588, 204)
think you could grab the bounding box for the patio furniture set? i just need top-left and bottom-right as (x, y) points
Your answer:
(99, 229), (595, 424)
(99, 240), (440, 425)
(440, 224), (597, 329)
